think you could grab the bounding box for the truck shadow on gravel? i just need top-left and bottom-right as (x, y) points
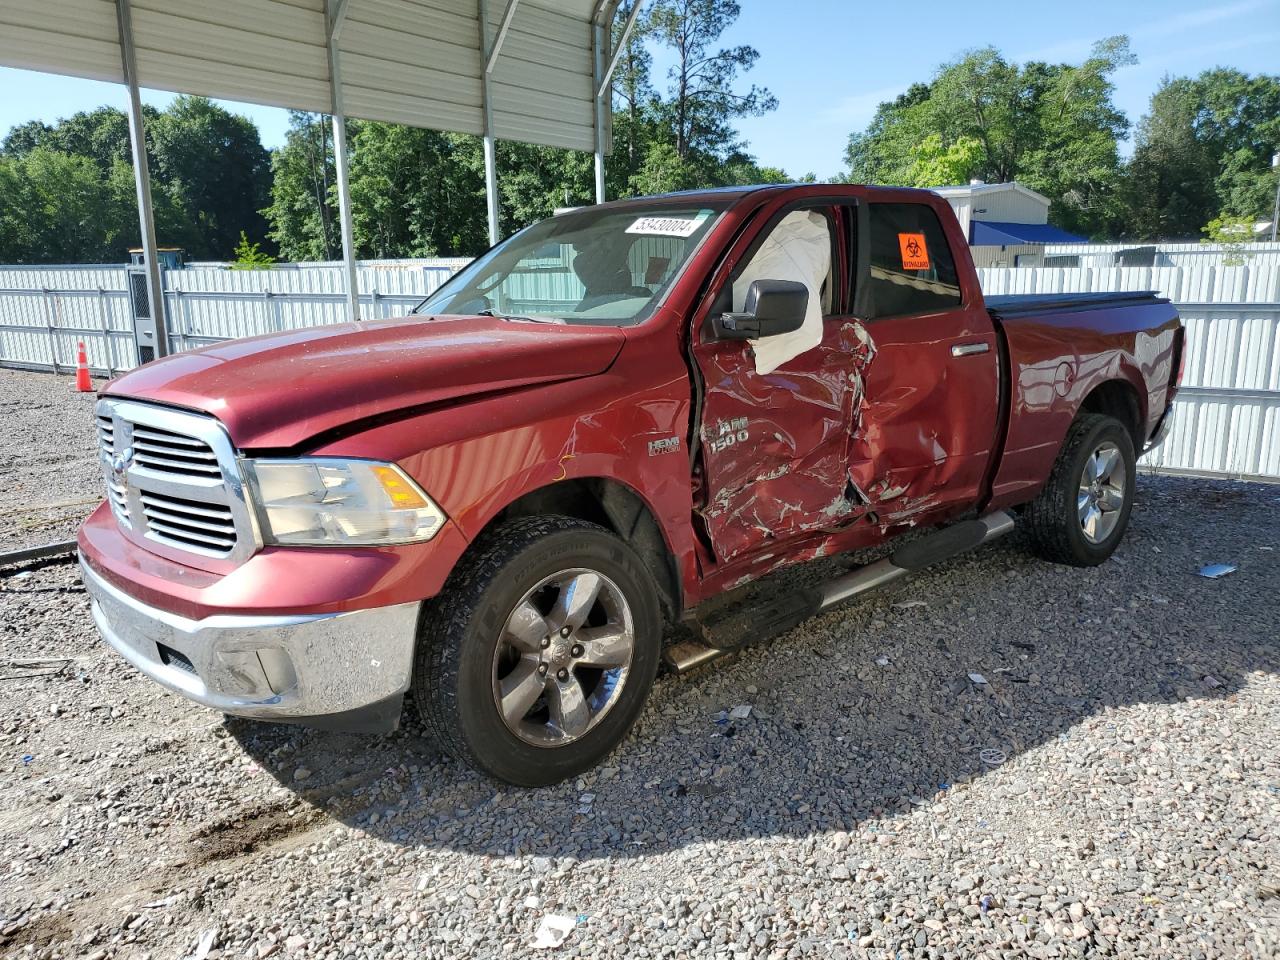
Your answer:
(226, 475), (1278, 860)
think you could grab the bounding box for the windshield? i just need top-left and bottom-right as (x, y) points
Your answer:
(413, 202), (727, 326)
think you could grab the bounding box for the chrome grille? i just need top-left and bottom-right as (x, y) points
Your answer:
(140, 492), (238, 552)
(97, 415), (131, 526)
(130, 425), (222, 477)
(95, 399), (258, 565)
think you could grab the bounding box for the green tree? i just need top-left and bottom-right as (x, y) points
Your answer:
(264, 112), (340, 262)
(2, 98), (271, 261)
(844, 38), (1135, 237)
(0, 148), (127, 263)
(645, 0), (777, 163)
(2, 107), (134, 170)
(1201, 215), (1256, 265)
(906, 134), (984, 187)
(147, 96), (273, 259)
(1126, 69), (1280, 240)
(349, 123), (487, 257)
(229, 230), (276, 269)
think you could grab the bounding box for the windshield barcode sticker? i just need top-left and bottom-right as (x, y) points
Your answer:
(626, 212), (709, 237)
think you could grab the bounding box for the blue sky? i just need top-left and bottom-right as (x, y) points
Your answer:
(1, 0), (1277, 179)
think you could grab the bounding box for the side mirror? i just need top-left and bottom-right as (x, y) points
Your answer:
(713, 279), (808, 340)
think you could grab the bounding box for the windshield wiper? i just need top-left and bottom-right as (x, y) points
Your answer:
(478, 309), (563, 324)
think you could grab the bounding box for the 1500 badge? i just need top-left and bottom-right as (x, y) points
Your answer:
(707, 417), (749, 454)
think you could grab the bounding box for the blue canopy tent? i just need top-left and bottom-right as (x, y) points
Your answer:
(970, 221), (1087, 245)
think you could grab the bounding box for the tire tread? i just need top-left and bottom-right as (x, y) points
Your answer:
(1023, 413), (1129, 566)
(413, 515), (614, 772)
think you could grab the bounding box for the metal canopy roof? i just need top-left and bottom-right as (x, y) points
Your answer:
(0, 0), (620, 152)
(0, 0), (643, 344)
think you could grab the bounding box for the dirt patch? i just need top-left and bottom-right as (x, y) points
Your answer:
(187, 800), (325, 868)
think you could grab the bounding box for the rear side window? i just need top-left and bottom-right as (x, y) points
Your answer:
(865, 202), (961, 318)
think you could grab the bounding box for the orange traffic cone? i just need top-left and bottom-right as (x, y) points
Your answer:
(75, 341), (93, 392)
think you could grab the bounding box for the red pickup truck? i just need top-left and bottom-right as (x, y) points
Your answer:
(79, 184), (1182, 785)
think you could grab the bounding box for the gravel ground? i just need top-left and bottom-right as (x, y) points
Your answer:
(2, 367), (1278, 960)
(0, 369), (104, 553)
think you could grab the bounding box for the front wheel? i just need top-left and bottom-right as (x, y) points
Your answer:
(1023, 413), (1137, 567)
(413, 516), (661, 786)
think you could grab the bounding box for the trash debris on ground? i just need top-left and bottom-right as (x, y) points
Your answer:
(728, 704), (752, 720)
(531, 914), (577, 949)
(968, 673), (988, 685)
(21, 754), (34, 765)
(891, 600), (928, 610)
(711, 710), (729, 725)
(0, 657), (72, 681)
(980, 894), (994, 914)
(980, 748), (1006, 766)
(875, 656), (890, 667)
(1199, 563), (1236, 578)
(186, 928), (217, 960)
(576, 791), (595, 815)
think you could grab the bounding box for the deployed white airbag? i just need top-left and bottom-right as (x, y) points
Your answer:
(732, 210), (831, 375)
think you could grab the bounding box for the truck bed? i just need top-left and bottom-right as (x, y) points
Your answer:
(986, 290), (1167, 320)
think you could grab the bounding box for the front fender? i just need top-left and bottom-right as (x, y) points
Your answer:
(310, 365), (699, 602)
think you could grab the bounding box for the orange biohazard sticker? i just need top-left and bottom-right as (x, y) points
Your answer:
(898, 232), (930, 271)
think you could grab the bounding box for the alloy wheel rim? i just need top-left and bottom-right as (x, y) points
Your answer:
(1078, 440), (1126, 544)
(491, 567), (635, 747)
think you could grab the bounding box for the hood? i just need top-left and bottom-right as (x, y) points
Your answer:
(104, 315), (625, 449)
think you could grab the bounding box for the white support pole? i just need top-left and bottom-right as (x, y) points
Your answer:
(479, 0), (501, 246)
(331, 116), (360, 322)
(115, 0), (169, 358)
(592, 19), (607, 204)
(327, 0), (360, 321)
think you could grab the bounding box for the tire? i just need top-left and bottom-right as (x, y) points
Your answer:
(413, 515), (662, 787)
(1023, 413), (1137, 567)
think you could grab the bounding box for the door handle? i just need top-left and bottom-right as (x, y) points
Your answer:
(951, 342), (990, 357)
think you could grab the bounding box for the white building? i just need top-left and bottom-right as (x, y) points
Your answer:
(931, 181), (1085, 267)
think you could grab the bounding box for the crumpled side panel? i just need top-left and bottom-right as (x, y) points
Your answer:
(695, 320), (875, 562)
(844, 312), (1000, 533)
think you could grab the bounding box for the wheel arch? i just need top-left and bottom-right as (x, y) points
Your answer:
(484, 477), (683, 620)
(1077, 378), (1144, 451)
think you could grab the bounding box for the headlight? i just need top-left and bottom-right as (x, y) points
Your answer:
(243, 458), (446, 546)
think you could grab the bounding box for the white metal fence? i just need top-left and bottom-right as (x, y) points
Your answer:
(2, 255), (1278, 481)
(976, 262), (1280, 481)
(0, 259), (467, 375)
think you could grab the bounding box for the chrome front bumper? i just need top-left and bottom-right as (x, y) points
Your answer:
(80, 556), (420, 732)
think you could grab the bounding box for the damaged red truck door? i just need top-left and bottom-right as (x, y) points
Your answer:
(849, 199), (1002, 522)
(79, 183), (1182, 787)
(692, 195), (1006, 562)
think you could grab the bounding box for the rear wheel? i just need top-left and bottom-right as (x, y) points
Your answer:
(413, 516), (661, 786)
(1023, 413), (1136, 566)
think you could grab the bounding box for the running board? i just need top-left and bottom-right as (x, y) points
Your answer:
(664, 511), (1015, 674)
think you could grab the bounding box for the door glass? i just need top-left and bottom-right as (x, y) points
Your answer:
(865, 203), (961, 318)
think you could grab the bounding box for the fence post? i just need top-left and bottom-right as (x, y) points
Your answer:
(41, 288), (59, 372)
(177, 289), (193, 351)
(97, 287), (117, 376)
